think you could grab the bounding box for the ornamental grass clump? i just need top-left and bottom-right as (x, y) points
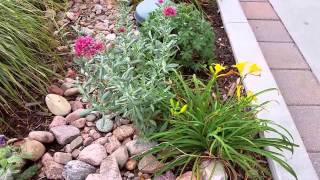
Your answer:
(0, 0), (64, 112)
(75, 4), (178, 135)
(146, 63), (297, 179)
(141, 2), (215, 71)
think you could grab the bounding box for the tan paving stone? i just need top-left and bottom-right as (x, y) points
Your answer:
(309, 153), (320, 177)
(241, 2), (278, 20)
(259, 42), (309, 69)
(249, 20), (292, 42)
(288, 106), (320, 152)
(272, 70), (320, 105)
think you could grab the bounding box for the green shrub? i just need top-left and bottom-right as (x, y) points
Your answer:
(146, 67), (297, 178)
(0, 0), (62, 112)
(141, 3), (215, 71)
(76, 4), (178, 135)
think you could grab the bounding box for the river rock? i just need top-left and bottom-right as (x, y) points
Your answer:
(138, 155), (164, 174)
(85, 114), (96, 122)
(62, 160), (96, 180)
(86, 174), (104, 180)
(125, 159), (137, 171)
(105, 135), (121, 154)
(54, 152), (72, 164)
(70, 136), (83, 150)
(71, 118), (86, 128)
(95, 117), (113, 133)
(48, 85), (64, 96)
(112, 125), (134, 141)
(125, 139), (156, 156)
(44, 161), (64, 179)
(45, 94), (71, 116)
(50, 125), (80, 145)
(20, 139), (45, 161)
(100, 156), (122, 180)
(28, 131), (54, 143)
(64, 87), (80, 97)
(154, 171), (175, 180)
(50, 116), (67, 128)
(41, 152), (53, 166)
(200, 160), (227, 180)
(66, 109), (85, 123)
(78, 144), (106, 166)
(176, 171), (196, 180)
(83, 137), (94, 146)
(111, 145), (128, 168)
(70, 101), (84, 111)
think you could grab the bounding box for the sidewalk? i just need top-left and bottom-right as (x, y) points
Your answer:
(239, 0), (320, 176)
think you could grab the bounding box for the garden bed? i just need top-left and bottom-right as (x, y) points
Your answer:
(0, 0), (298, 180)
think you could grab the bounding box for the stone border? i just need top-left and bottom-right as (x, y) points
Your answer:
(216, 0), (319, 179)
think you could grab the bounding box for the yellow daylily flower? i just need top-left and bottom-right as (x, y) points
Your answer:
(248, 63), (262, 76)
(236, 85), (242, 100)
(247, 90), (257, 102)
(179, 104), (188, 113)
(214, 64), (226, 75)
(233, 62), (249, 75)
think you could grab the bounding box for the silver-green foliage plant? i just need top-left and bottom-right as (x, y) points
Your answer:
(76, 4), (178, 135)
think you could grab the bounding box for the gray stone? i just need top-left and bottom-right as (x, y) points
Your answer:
(138, 155), (164, 174)
(62, 160), (96, 180)
(70, 136), (83, 150)
(45, 94), (71, 116)
(111, 145), (128, 168)
(200, 160), (227, 180)
(135, 0), (159, 24)
(86, 114), (96, 122)
(96, 117), (113, 133)
(50, 125), (80, 145)
(78, 144), (107, 166)
(64, 87), (80, 97)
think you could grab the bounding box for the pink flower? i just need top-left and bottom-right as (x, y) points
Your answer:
(74, 36), (104, 58)
(158, 0), (164, 4)
(118, 27), (126, 33)
(163, 6), (177, 17)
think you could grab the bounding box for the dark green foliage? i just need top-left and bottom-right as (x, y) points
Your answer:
(141, 3), (215, 71)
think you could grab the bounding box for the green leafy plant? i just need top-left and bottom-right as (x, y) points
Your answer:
(0, 146), (39, 179)
(146, 65), (297, 179)
(76, 3), (178, 135)
(141, 3), (215, 71)
(0, 0), (63, 112)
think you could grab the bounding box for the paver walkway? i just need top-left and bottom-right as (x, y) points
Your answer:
(239, 0), (320, 177)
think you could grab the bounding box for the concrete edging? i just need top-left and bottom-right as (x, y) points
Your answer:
(216, 0), (319, 179)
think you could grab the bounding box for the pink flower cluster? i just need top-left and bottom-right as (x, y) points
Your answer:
(158, 0), (164, 4)
(74, 36), (104, 58)
(163, 6), (177, 17)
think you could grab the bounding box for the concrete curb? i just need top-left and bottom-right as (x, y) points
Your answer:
(216, 0), (319, 179)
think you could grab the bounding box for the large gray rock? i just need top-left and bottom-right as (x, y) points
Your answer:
(125, 139), (156, 156)
(111, 145), (128, 168)
(99, 157), (122, 180)
(62, 160), (96, 180)
(50, 125), (80, 145)
(78, 144), (106, 166)
(45, 94), (71, 116)
(200, 160), (227, 180)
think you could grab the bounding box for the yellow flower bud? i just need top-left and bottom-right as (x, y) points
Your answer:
(179, 104), (188, 113)
(236, 85), (242, 100)
(214, 64), (226, 75)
